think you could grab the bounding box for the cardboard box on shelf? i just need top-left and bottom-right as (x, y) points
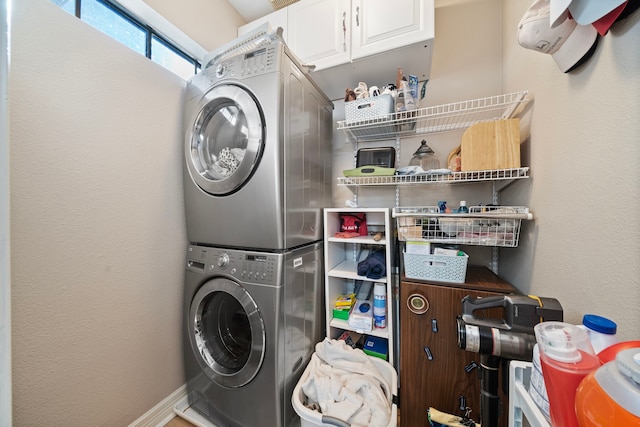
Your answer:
(397, 216), (422, 240)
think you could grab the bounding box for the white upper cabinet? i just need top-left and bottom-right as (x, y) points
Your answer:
(238, 7), (289, 43)
(285, 0), (434, 71)
(351, 0), (433, 61)
(288, 0), (351, 70)
(237, 0), (435, 100)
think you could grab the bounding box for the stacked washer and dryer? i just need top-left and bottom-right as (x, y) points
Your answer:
(181, 27), (334, 427)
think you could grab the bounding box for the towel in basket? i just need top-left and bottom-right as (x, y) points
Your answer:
(292, 338), (397, 427)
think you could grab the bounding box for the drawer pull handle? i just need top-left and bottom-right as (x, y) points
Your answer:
(423, 346), (433, 360)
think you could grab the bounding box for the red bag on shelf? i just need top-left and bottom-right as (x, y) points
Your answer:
(339, 213), (368, 236)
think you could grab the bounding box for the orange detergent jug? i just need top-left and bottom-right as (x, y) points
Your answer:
(575, 347), (640, 426)
(534, 322), (601, 427)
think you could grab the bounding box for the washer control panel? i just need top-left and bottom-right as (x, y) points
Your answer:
(186, 245), (281, 286)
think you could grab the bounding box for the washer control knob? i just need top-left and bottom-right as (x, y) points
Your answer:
(217, 253), (229, 268)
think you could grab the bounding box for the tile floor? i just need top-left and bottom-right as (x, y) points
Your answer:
(165, 416), (196, 427)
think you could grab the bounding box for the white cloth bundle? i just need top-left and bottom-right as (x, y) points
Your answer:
(301, 338), (392, 427)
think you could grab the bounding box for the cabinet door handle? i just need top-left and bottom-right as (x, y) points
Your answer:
(465, 361), (479, 373)
(423, 346), (433, 361)
(356, 6), (360, 27)
(431, 318), (438, 333)
(342, 11), (347, 52)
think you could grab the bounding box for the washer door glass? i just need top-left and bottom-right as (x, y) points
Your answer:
(189, 278), (266, 388)
(186, 84), (264, 196)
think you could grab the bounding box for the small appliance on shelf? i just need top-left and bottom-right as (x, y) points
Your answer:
(343, 147), (396, 177)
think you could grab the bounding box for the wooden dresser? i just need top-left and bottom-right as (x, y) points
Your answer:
(399, 266), (517, 427)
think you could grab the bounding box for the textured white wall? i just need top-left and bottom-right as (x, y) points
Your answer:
(9, 0), (201, 424)
(499, 1), (640, 340)
(142, 0), (246, 52)
(1, 0), (11, 424)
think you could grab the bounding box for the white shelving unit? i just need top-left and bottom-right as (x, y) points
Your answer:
(338, 91), (530, 142)
(323, 208), (395, 365)
(338, 167), (530, 187)
(336, 91), (532, 202)
(337, 91), (535, 273)
(393, 205), (533, 248)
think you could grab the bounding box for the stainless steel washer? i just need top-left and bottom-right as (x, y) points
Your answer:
(183, 243), (324, 427)
(183, 32), (333, 250)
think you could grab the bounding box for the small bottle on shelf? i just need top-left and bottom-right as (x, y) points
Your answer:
(458, 201), (469, 214)
(373, 282), (386, 329)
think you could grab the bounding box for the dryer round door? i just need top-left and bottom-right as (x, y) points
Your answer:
(185, 84), (264, 196)
(188, 277), (266, 388)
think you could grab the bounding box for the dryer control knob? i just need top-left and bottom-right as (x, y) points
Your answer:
(216, 63), (226, 78)
(217, 253), (229, 268)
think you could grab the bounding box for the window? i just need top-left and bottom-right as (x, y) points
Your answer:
(152, 35), (199, 80)
(50, 0), (200, 78)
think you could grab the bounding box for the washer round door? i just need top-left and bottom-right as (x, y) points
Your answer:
(189, 277), (266, 388)
(185, 84), (264, 196)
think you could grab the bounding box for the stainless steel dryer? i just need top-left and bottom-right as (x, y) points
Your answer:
(183, 29), (333, 250)
(183, 243), (324, 427)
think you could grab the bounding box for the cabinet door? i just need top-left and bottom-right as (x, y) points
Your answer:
(399, 281), (509, 427)
(238, 8), (289, 43)
(288, 0), (351, 70)
(351, 0), (434, 61)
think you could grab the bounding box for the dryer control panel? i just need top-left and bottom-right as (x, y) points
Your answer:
(241, 46), (278, 76)
(215, 46), (279, 80)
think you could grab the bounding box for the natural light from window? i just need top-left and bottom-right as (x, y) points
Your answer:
(49, 0), (199, 79)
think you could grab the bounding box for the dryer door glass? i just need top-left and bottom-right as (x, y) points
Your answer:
(186, 84), (264, 196)
(189, 277), (266, 388)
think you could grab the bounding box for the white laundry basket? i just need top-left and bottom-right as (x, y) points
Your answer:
(292, 353), (398, 427)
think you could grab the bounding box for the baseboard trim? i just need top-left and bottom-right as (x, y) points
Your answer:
(128, 384), (187, 427)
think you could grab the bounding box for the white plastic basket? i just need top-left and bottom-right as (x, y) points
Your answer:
(403, 251), (469, 284)
(345, 94), (395, 123)
(292, 354), (398, 427)
(509, 361), (551, 427)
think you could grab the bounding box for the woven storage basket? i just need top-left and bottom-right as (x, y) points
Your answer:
(345, 94), (394, 123)
(403, 252), (469, 284)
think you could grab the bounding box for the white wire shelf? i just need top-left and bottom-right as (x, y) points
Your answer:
(393, 206), (532, 247)
(337, 167), (529, 187)
(337, 91), (530, 142)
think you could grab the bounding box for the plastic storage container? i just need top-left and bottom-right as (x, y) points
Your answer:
(345, 94), (395, 124)
(403, 251), (468, 284)
(579, 314), (618, 354)
(575, 347), (640, 426)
